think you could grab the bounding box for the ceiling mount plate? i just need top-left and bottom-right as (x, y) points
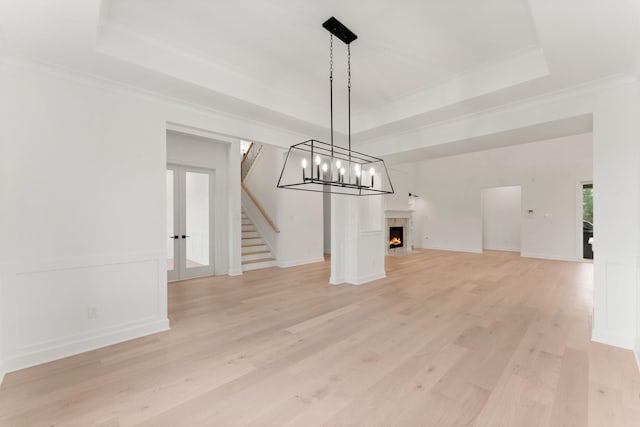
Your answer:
(322, 17), (357, 45)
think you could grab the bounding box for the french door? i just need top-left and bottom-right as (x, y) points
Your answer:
(167, 165), (215, 281)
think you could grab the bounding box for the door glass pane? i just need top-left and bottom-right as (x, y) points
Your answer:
(166, 170), (175, 271)
(185, 171), (210, 268)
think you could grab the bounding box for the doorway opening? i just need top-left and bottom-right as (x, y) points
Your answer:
(582, 183), (594, 260)
(482, 186), (522, 253)
(167, 165), (215, 281)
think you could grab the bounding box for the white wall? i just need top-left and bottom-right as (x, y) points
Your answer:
(590, 83), (640, 351)
(0, 52), (6, 384)
(166, 131), (232, 275)
(384, 166), (410, 211)
(0, 57), (306, 373)
(245, 145), (279, 220)
(482, 186), (522, 252)
(275, 187), (324, 268)
(242, 144), (324, 268)
(414, 133), (593, 259)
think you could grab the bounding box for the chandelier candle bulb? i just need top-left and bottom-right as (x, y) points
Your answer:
(301, 158), (307, 180)
(315, 155), (321, 179)
(370, 167), (375, 187)
(340, 167), (345, 183)
(322, 163), (328, 180)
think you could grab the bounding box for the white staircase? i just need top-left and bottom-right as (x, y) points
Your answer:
(241, 211), (277, 271)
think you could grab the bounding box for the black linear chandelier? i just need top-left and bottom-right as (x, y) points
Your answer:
(277, 17), (394, 196)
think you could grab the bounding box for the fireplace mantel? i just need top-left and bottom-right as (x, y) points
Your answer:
(384, 209), (414, 219)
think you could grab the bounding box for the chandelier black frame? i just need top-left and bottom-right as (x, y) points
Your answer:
(277, 17), (394, 196)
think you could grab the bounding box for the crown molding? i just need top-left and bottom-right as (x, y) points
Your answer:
(358, 72), (634, 146)
(96, 21), (330, 133)
(353, 46), (549, 133)
(1, 54), (312, 142)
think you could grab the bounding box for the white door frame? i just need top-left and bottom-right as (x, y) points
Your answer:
(167, 164), (215, 281)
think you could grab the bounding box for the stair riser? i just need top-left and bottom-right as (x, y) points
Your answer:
(242, 231), (260, 238)
(242, 244), (268, 252)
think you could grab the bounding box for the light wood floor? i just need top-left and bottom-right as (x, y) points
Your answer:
(1, 250), (639, 426)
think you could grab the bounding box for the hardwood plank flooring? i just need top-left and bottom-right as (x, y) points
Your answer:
(1, 250), (639, 426)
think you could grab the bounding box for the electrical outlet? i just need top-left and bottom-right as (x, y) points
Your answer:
(87, 306), (97, 319)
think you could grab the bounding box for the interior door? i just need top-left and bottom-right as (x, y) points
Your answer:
(167, 165), (215, 281)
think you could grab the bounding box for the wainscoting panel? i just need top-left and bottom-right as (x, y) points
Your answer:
(2, 254), (169, 371)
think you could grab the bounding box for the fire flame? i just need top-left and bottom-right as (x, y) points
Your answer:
(389, 237), (402, 245)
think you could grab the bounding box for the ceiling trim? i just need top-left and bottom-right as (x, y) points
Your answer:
(358, 72), (634, 147)
(96, 21), (328, 131)
(353, 46), (549, 133)
(3, 55), (311, 146)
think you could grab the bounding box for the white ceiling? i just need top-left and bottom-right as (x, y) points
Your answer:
(1, 0), (639, 154)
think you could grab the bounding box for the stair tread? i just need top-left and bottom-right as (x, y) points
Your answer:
(242, 257), (276, 265)
(242, 250), (270, 256)
(242, 243), (265, 247)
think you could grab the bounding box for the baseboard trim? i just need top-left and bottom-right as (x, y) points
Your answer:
(278, 257), (325, 269)
(483, 246), (521, 252)
(0, 359), (5, 387)
(3, 318), (170, 373)
(332, 271), (386, 286)
(350, 271), (386, 285)
(591, 328), (635, 350)
(421, 245), (482, 254)
(520, 252), (581, 262)
(329, 275), (344, 285)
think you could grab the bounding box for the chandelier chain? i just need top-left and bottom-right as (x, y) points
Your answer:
(348, 44), (351, 89)
(329, 34), (334, 157)
(347, 43), (351, 154)
(329, 35), (333, 81)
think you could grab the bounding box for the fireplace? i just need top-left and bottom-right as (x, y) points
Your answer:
(389, 226), (404, 249)
(385, 213), (411, 256)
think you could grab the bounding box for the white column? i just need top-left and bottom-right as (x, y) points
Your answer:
(330, 194), (386, 285)
(228, 140), (243, 276)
